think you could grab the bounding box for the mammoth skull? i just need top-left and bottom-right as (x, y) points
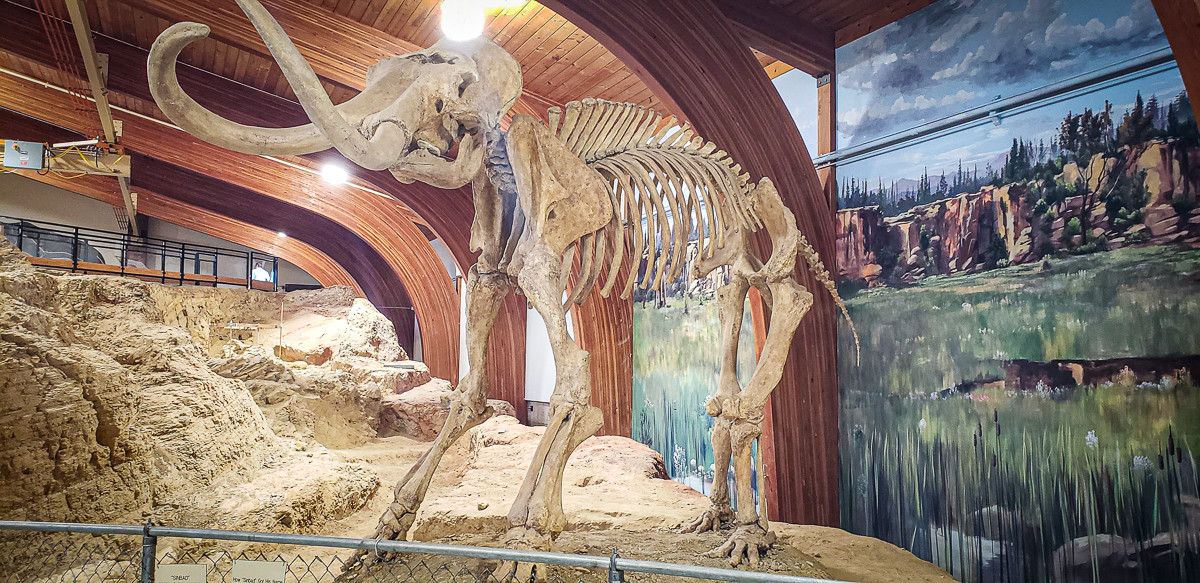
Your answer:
(147, 0), (522, 175)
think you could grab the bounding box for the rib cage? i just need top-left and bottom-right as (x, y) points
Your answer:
(545, 98), (759, 301)
(541, 98), (857, 356)
(541, 100), (788, 284)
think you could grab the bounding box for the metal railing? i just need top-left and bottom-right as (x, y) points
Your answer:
(1, 214), (278, 290)
(0, 521), (849, 583)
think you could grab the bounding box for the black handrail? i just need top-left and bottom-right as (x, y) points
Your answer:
(1, 214), (278, 291)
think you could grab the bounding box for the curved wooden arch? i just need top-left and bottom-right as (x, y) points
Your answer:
(0, 71), (459, 378)
(12, 166), (361, 294)
(543, 0), (841, 525)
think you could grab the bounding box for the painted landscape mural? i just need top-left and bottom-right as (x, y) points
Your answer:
(632, 255), (759, 501)
(836, 0), (1200, 582)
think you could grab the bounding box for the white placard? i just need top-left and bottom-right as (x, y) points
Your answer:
(155, 563), (206, 582)
(230, 560), (286, 583)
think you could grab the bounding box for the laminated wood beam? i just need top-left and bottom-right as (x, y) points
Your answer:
(1150, 0), (1200, 103)
(713, 0), (834, 76)
(544, 0), (841, 525)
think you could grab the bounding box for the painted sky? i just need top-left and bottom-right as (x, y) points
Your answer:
(840, 68), (1186, 191)
(837, 0), (1169, 147)
(772, 69), (819, 160)
(767, 0), (1187, 198)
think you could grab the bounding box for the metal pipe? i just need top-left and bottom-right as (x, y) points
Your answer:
(71, 226), (79, 271)
(139, 520), (156, 583)
(0, 521), (852, 583)
(0, 521), (144, 536)
(815, 47), (1177, 168)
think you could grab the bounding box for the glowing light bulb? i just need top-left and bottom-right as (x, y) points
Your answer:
(441, 0), (485, 41)
(321, 164), (348, 184)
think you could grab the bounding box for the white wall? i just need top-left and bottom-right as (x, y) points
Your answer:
(524, 298), (574, 404)
(0, 173), (121, 231)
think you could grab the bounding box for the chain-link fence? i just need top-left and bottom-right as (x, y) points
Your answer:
(0, 521), (847, 583)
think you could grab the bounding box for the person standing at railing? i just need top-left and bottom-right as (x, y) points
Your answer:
(251, 261), (274, 283)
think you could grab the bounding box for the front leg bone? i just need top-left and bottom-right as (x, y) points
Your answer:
(347, 266), (510, 569)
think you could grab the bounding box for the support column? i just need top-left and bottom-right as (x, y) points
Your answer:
(1150, 0), (1200, 101)
(817, 73), (837, 210)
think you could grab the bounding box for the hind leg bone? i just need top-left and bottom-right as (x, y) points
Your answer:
(705, 277), (812, 566)
(683, 273), (749, 534)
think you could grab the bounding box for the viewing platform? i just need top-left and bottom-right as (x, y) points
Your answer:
(2, 215), (278, 291)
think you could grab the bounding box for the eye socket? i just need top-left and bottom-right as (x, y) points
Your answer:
(435, 99), (444, 113)
(458, 72), (477, 97)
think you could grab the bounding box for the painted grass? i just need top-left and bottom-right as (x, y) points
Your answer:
(632, 293), (757, 497)
(838, 245), (1200, 582)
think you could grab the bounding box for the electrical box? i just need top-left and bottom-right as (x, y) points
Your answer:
(2, 140), (44, 170)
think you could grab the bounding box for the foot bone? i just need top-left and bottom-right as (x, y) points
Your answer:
(682, 503), (734, 534)
(706, 523), (776, 567)
(491, 526), (553, 583)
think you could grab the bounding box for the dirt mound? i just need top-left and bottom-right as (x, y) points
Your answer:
(378, 379), (517, 440)
(0, 239), (949, 582)
(320, 417), (951, 583)
(0, 240), (377, 532)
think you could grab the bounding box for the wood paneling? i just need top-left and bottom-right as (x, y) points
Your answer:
(544, 0), (842, 526)
(713, 0), (834, 76)
(0, 1), (304, 124)
(828, 0), (938, 47)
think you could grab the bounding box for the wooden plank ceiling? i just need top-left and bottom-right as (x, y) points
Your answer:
(772, 0), (938, 47)
(1, 0), (819, 128)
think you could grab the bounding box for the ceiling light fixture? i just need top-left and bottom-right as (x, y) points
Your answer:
(441, 0), (485, 41)
(277, 232), (287, 238)
(321, 164), (348, 185)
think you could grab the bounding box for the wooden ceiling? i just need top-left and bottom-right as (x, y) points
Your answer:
(0, 0), (927, 130)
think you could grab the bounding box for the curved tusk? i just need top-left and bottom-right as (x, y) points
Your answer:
(148, 22), (332, 156)
(233, 0), (408, 170)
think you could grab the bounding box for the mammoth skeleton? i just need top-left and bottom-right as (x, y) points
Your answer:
(147, 0), (857, 576)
